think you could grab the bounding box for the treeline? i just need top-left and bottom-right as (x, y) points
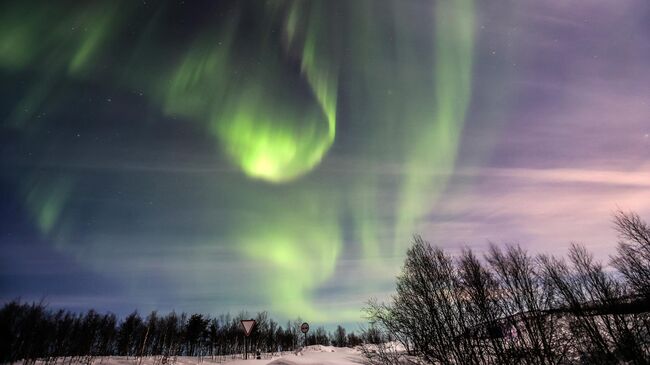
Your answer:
(0, 305), (365, 364)
(365, 211), (650, 365)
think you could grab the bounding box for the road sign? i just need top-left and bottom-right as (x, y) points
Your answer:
(300, 322), (309, 347)
(241, 319), (256, 336)
(241, 319), (256, 360)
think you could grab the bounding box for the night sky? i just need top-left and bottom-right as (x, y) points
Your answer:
(1, 0), (649, 327)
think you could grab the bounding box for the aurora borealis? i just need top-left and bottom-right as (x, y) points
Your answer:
(1, 0), (649, 327)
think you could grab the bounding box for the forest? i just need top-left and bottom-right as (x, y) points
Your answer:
(0, 305), (365, 364)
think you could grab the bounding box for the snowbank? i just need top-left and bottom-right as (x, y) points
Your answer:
(16, 348), (365, 365)
(362, 341), (407, 353)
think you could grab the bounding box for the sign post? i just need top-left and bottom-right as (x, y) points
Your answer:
(300, 322), (309, 347)
(241, 319), (256, 360)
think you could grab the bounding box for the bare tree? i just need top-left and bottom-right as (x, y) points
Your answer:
(332, 325), (347, 347)
(486, 244), (568, 364)
(365, 236), (482, 365)
(458, 248), (507, 364)
(612, 210), (650, 299)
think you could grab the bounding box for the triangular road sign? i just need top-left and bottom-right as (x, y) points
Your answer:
(241, 319), (256, 336)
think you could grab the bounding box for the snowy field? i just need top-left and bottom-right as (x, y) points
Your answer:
(221, 345), (365, 365)
(18, 346), (367, 365)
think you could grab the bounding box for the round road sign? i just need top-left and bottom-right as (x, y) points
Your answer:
(300, 322), (309, 334)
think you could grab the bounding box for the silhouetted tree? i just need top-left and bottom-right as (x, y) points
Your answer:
(486, 244), (569, 364)
(185, 314), (208, 356)
(346, 332), (363, 347)
(366, 213), (650, 365)
(612, 210), (650, 298)
(332, 325), (347, 347)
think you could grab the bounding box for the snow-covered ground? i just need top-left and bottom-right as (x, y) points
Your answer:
(264, 345), (364, 365)
(360, 341), (406, 354)
(22, 346), (366, 365)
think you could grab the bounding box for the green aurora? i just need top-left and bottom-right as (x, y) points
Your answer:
(1, 0), (476, 322)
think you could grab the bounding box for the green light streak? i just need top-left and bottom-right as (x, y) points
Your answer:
(68, 4), (120, 75)
(164, 5), (338, 183)
(24, 177), (72, 235)
(298, 3), (338, 142)
(0, 18), (36, 69)
(164, 33), (233, 119)
(394, 0), (475, 251)
(235, 190), (342, 320)
(211, 86), (332, 183)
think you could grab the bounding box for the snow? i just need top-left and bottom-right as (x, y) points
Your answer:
(361, 341), (406, 353)
(23, 347), (366, 365)
(266, 347), (363, 365)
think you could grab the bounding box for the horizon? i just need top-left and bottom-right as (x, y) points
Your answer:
(1, 0), (649, 327)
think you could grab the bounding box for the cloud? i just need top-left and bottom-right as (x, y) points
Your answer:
(418, 165), (650, 261)
(479, 166), (650, 188)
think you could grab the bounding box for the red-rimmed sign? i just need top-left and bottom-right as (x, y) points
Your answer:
(300, 322), (309, 347)
(241, 319), (256, 360)
(241, 319), (256, 336)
